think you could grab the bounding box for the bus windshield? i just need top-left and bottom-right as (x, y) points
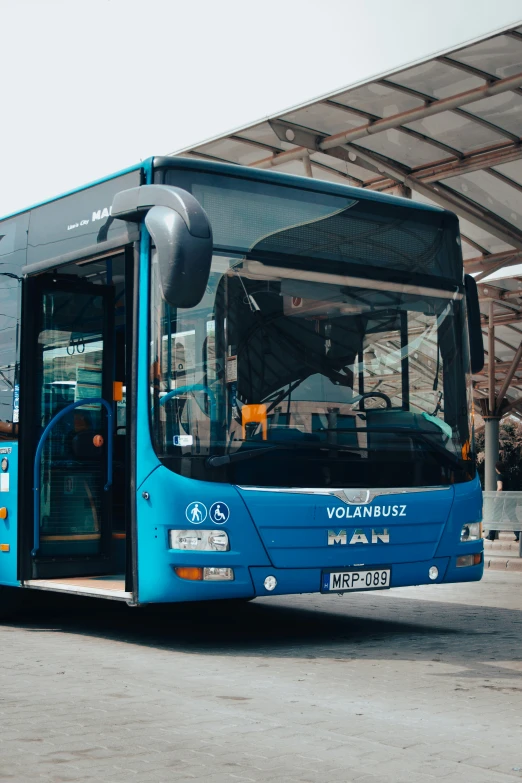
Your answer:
(150, 171), (474, 489)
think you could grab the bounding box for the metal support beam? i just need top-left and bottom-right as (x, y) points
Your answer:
(499, 395), (522, 415)
(474, 258), (514, 283)
(466, 251), (522, 276)
(378, 75), (521, 141)
(481, 314), (522, 326)
(333, 144), (522, 251)
(461, 234), (491, 255)
(475, 378), (522, 389)
(495, 341), (522, 413)
(481, 361), (522, 374)
(250, 71), (522, 169)
(384, 183), (412, 199)
(370, 142), (522, 191)
(322, 72), (522, 151)
(478, 282), (514, 301)
(302, 154), (313, 178)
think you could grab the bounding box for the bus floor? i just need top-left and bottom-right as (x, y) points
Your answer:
(23, 575), (131, 601)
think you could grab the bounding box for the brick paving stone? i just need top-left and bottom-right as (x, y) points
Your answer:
(0, 570), (521, 782)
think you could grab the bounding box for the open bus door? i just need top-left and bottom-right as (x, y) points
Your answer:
(21, 275), (117, 580)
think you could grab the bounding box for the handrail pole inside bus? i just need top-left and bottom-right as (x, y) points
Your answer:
(32, 398), (113, 557)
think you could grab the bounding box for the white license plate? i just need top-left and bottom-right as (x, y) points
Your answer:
(322, 568), (391, 592)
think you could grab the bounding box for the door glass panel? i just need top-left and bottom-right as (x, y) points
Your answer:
(36, 289), (108, 557)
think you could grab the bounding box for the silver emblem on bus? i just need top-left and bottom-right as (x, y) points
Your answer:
(327, 529), (390, 545)
(344, 490), (371, 504)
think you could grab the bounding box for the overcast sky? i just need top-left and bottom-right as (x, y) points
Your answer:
(1, 0), (521, 216)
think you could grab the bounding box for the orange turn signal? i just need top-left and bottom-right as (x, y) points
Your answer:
(0, 543), (9, 552)
(0, 507), (7, 520)
(474, 553), (482, 565)
(174, 567), (203, 581)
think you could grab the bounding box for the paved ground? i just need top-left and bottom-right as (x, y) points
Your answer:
(1, 571), (521, 783)
(485, 533), (522, 572)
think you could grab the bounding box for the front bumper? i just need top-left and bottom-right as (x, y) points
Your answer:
(249, 554), (483, 597)
(137, 554), (483, 604)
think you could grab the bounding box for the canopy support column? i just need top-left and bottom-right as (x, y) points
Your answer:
(488, 301), (496, 414)
(484, 415), (500, 491)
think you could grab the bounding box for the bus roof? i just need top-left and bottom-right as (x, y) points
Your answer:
(1, 154), (446, 226)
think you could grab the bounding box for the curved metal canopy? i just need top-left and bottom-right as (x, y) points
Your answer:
(169, 22), (522, 426)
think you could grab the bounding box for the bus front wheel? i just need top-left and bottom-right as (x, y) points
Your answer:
(0, 586), (23, 620)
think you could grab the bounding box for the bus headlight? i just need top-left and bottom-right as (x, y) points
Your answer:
(460, 522), (482, 542)
(169, 529), (230, 551)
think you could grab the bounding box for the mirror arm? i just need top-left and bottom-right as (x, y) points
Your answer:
(110, 184), (213, 309)
(111, 184), (210, 238)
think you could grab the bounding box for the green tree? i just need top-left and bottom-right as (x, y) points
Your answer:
(475, 418), (522, 490)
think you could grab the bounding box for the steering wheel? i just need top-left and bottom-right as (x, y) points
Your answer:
(356, 391), (392, 410)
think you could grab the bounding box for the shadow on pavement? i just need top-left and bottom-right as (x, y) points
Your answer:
(4, 588), (522, 681)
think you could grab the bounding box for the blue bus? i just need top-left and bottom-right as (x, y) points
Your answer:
(0, 157), (484, 614)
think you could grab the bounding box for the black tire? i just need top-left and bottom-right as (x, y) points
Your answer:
(0, 585), (24, 621)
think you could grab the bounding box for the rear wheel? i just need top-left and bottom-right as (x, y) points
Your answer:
(0, 586), (24, 621)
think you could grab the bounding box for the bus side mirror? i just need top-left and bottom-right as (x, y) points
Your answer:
(464, 274), (484, 374)
(111, 185), (213, 308)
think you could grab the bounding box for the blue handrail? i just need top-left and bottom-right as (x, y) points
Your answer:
(159, 384), (217, 420)
(32, 397), (113, 557)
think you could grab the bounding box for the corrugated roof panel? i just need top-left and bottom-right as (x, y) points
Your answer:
(332, 82), (424, 118)
(307, 164), (349, 185)
(450, 34), (522, 78)
(495, 325), (522, 352)
(461, 239), (481, 260)
(308, 151), (375, 183)
(355, 129), (453, 167)
(409, 190), (513, 256)
(484, 264), (522, 283)
(391, 60), (485, 98)
(451, 215), (514, 255)
(405, 110), (508, 153)
(194, 138), (275, 165)
(441, 170), (522, 230)
(281, 104), (365, 135)
(260, 158), (312, 177)
(236, 122), (285, 151)
(493, 159), (522, 186)
(465, 92), (522, 137)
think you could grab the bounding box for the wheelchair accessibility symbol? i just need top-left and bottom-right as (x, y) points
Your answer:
(186, 501), (207, 525)
(209, 502), (230, 525)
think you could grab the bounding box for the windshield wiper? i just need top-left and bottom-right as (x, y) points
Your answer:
(319, 425), (464, 470)
(207, 427), (467, 471)
(206, 441), (355, 468)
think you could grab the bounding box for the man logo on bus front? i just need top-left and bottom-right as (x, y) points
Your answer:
(328, 529), (390, 545)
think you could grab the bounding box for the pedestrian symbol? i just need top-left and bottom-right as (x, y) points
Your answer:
(209, 502), (230, 525)
(186, 501), (207, 525)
